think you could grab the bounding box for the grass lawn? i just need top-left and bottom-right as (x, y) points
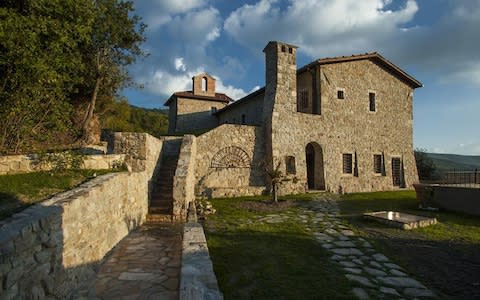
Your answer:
(203, 194), (355, 299)
(0, 169), (115, 220)
(337, 190), (480, 298)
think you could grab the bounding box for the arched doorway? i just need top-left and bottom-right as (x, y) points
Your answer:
(305, 143), (325, 190)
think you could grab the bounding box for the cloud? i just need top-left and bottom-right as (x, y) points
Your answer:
(224, 0), (480, 87)
(174, 58), (187, 72)
(224, 0), (418, 57)
(140, 59), (250, 100)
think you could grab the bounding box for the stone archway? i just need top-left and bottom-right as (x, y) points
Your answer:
(306, 142), (325, 190)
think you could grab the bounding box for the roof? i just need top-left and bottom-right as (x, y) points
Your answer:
(164, 91), (232, 106)
(214, 87), (265, 115)
(297, 52), (422, 88)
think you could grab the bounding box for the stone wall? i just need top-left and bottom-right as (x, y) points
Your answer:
(217, 92), (264, 126)
(0, 133), (163, 299)
(0, 154), (125, 175)
(175, 98), (227, 134)
(172, 135), (197, 221)
(264, 41), (419, 195)
(195, 124), (266, 198)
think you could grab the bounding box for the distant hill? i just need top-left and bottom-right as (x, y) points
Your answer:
(100, 100), (169, 138)
(425, 152), (480, 171)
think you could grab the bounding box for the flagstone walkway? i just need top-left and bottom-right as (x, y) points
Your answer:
(255, 194), (437, 299)
(73, 222), (183, 300)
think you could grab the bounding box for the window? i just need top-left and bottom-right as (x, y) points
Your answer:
(342, 153), (353, 174)
(373, 154), (382, 174)
(337, 89), (345, 99)
(202, 77), (207, 92)
(298, 90), (309, 111)
(392, 157), (402, 186)
(369, 92), (376, 112)
(281, 45), (286, 52)
(210, 107), (217, 115)
(285, 156), (296, 175)
(288, 47), (293, 54)
(241, 114), (246, 124)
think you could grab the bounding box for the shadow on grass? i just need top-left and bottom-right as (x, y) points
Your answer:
(0, 191), (27, 220)
(205, 229), (354, 299)
(365, 231), (480, 299)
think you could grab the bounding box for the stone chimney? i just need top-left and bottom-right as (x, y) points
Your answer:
(192, 73), (216, 97)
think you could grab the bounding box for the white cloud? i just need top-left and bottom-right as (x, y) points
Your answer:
(141, 68), (250, 100)
(224, 0), (418, 57)
(174, 57), (187, 72)
(167, 7), (221, 45)
(137, 0), (207, 30)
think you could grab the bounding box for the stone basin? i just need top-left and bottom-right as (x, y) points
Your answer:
(363, 211), (437, 230)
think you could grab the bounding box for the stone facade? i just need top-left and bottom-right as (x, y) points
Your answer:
(195, 124), (265, 198)
(0, 133), (163, 299)
(165, 41), (421, 196)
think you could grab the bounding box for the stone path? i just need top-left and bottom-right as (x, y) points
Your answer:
(73, 222), (183, 300)
(256, 195), (436, 299)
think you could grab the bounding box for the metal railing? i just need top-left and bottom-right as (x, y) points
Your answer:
(437, 169), (480, 188)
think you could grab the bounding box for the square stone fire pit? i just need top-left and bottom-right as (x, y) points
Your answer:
(363, 211), (437, 230)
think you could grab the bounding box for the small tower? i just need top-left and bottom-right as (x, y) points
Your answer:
(192, 73), (216, 97)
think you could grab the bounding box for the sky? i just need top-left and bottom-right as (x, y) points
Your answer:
(124, 0), (480, 156)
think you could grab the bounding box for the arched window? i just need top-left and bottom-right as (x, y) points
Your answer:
(202, 77), (207, 92)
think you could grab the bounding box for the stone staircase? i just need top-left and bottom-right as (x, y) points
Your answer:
(147, 139), (182, 223)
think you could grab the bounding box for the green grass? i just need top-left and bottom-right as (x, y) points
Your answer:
(338, 190), (480, 244)
(204, 194), (354, 299)
(0, 169), (115, 220)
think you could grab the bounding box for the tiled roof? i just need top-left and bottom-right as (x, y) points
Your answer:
(298, 52), (422, 88)
(164, 91), (232, 106)
(214, 87), (265, 115)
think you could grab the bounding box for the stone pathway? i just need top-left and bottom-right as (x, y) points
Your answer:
(256, 195), (437, 299)
(73, 222), (183, 300)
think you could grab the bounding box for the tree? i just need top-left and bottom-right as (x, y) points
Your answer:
(78, 0), (146, 144)
(0, 0), (94, 153)
(265, 161), (284, 203)
(414, 148), (436, 181)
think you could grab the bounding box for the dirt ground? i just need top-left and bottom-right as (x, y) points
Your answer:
(358, 225), (480, 299)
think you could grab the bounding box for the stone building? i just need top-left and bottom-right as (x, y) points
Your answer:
(164, 41), (422, 197)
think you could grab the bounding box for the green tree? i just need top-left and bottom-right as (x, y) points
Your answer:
(414, 148), (436, 180)
(78, 0), (146, 144)
(0, 0), (94, 153)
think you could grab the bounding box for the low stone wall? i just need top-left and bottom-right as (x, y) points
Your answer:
(173, 135), (197, 222)
(414, 183), (480, 216)
(195, 124), (266, 198)
(0, 154), (125, 175)
(180, 222), (223, 300)
(0, 133), (163, 299)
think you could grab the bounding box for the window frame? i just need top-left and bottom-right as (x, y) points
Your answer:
(285, 156), (296, 175)
(337, 88), (345, 100)
(342, 153), (353, 174)
(368, 91), (376, 112)
(373, 154), (383, 174)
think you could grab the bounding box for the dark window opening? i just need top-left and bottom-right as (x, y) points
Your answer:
(369, 92), (376, 112)
(297, 90), (309, 111)
(281, 45), (286, 52)
(286, 156), (296, 175)
(373, 154), (382, 174)
(241, 114), (246, 124)
(337, 90), (345, 99)
(343, 153), (353, 174)
(288, 47), (293, 54)
(392, 157), (401, 186)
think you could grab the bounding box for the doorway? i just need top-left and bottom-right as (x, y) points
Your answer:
(305, 143), (325, 190)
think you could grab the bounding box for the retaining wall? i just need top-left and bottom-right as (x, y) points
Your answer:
(0, 133), (163, 299)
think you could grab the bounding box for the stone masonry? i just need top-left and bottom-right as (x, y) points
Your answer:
(164, 40), (421, 197)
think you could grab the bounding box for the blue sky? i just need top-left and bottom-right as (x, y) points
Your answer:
(124, 0), (480, 155)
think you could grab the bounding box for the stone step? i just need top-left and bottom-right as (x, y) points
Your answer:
(146, 213), (172, 223)
(150, 199), (172, 208)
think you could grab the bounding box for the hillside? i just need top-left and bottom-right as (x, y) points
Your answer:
(426, 152), (480, 171)
(100, 100), (169, 138)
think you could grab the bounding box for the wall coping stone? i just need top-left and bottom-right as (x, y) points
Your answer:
(180, 222), (223, 300)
